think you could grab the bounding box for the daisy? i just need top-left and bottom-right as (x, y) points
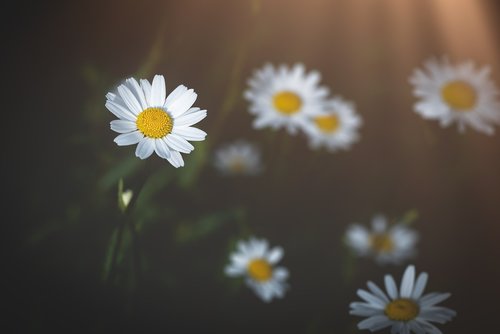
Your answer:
(106, 75), (207, 167)
(350, 265), (456, 334)
(244, 63), (329, 135)
(409, 57), (500, 135)
(302, 96), (362, 152)
(225, 237), (289, 302)
(345, 215), (418, 265)
(213, 140), (263, 175)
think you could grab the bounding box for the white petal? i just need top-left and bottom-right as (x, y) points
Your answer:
(409, 320), (426, 334)
(164, 134), (194, 153)
(273, 267), (289, 280)
(225, 265), (244, 277)
(419, 306), (456, 323)
(174, 109), (207, 127)
(125, 78), (148, 110)
(167, 150), (185, 168)
(154, 139), (171, 159)
(385, 275), (398, 299)
(412, 272), (428, 299)
(419, 292), (451, 308)
(118, 85), (142, 115)
(357, 289), (386, 308)
(164, 85), (188, 107)
(114, 131), (143, 146)
(110, 120), (137, 133)
(106, 100), (136, 121)
(150, 75), (166, 106)
(349, 302), (383, 316)
(172, 126), (207, 141)
(140, 79), (152, 106)
(135, 138), (155, 159)
(357, 315), (391, 331)
(267, 247), (284, 264)
(168, 89), (198, 117)
(391, 322), (404, 334)
(372, 215), (387, 232)
(367, 281), (390, 303)
(400, 265), (415, 298)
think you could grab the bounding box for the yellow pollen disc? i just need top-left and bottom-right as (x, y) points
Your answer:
(136, 107), (173, 139)
(385, 299), (420, 321)
(247, 258), (273, 282)
(273, 91), (302, 115)
(370, 233), (394, 253)
(441, 80), (477, 111)
(314, 114), (340, 133)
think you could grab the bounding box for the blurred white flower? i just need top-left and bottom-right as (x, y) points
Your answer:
(225, 237), (289, 303)
(410, 57), (500, 135)
(213, 140), (263, 176)
(345, 215), (418, 265)
(302, 96), (362, 152)
(244, 63), (329, 135)
(106, 75), (207, 167)
(350, 265), (456, 333)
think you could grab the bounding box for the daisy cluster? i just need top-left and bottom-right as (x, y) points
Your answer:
(244, 63), (363, 152)
(101, 53), (500, 333)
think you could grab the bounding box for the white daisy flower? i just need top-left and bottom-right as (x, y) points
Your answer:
(225, 237), (289, 302)
(410, 57), (500, 135)
(244, 63), (329, 135)
(302, 96), (362, 152)
(345, 215), (418, 265)
(350, 265), (456, 334)
(213, 140), (263, 175)
(105, 75), (207, 168)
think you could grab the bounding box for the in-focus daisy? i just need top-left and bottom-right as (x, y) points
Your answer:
(213, 140), (263, 175)
(225, 237), (289, 302)
(410, 57), (500, 135)
(345, 215), (418, 265)
(302, 96), (362, 152)
(106, 75), (207, 167)
(350, 265), (456, 334)
(244, 63), (329, 135)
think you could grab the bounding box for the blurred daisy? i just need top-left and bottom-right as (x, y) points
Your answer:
(350, 265), (456, 333)
(244, 63), (329, 135)
(345, 215), (418, 265)
(213, 140), (263, 175)
(410, 57), (500, 135)
(302, 96), (362, 152)
(225, 237), (289, 302)
(106, 75), (207, 168)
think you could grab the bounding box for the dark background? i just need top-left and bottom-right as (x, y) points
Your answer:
(4, 0), (500, 333)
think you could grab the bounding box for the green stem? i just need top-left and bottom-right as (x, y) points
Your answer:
(107, 221), (125, 285)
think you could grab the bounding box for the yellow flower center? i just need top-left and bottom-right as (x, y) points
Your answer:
(314, 114), (340, 133)
(273, 91), (302, 115)
(385, 299), (420, 321)
(369, 233), (394, 253)
(247, 258), (273, 282)
(136, 107), (173, 138)
(441, 80), (477, 111)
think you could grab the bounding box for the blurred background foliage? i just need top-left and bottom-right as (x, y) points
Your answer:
(4, 0), (500, 333)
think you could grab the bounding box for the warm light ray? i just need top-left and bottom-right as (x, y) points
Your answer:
(430, 0), (500, 66)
